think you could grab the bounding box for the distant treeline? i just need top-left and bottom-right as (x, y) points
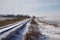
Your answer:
(0, 14), (31, 18)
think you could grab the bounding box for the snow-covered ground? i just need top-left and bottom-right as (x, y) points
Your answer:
(35, 18), (60, 40)
(39, 17), (60, 25)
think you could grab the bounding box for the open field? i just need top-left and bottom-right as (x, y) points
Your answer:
(0, 18), (27, 27)
(1, 17), (60, 40)
(0, 17), (14, 21)
(35, 18), (60, 40)
(37, 18), (60, 27)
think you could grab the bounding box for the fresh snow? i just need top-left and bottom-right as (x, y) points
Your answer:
(35, 18), (60, 40)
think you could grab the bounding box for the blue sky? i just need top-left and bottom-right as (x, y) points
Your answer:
(0, 0), (60, 17)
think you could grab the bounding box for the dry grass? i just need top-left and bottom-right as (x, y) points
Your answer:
(24, 31), (40, 40)
(0, 18), (26, 27)
(30, 19), (37, 24)
(48, 23), (59, 27)
(24, 26), (40, 40)
(24, 19), (40, 40)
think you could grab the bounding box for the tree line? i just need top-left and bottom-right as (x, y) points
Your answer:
(0, 14), (31, 18)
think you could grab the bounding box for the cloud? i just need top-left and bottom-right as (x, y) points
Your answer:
(0, 0), (60, 17)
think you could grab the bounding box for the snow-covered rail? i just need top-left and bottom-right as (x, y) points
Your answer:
(0, 19), (30, 40)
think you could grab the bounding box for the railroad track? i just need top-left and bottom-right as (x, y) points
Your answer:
(0, 19), (31, 40)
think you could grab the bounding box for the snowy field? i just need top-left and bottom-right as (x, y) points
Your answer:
(38, 17), (60, 26)
(35, 17), (60, 40)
